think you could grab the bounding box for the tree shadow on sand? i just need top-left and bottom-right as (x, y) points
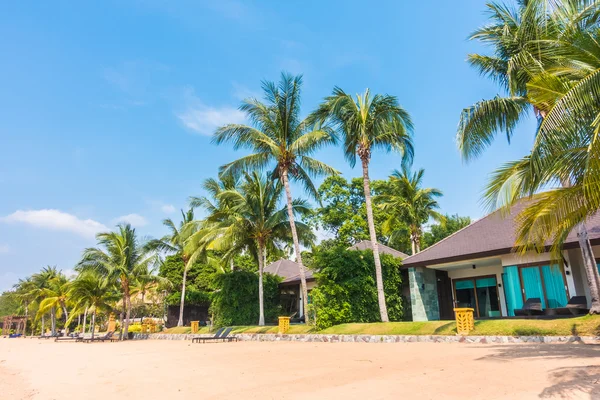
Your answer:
(539, 365), (600, 398)
(473, 343), (600, 362)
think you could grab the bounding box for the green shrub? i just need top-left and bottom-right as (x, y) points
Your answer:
(128, 324), (142, 333)
(211, 270), (281, 327)
(311, 247), (404, 330)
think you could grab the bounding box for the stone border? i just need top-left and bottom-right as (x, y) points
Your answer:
(132, 332), (600, 344)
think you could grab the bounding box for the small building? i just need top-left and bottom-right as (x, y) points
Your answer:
(265, 240), (408, 319)
(402, 201), (600, 321)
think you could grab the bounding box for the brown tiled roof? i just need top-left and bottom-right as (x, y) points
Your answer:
(348, 240), (409, 259)
(402, 201), (600, 268)
(264, 259), (314, 284)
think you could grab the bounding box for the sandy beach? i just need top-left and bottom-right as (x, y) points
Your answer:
(0, 338), (598, 399)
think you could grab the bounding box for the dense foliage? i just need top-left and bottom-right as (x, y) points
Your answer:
(422, 214), (471, 249)
(310, 247), (404, 330)
(158, 254), (215, 306)
(210, 271), (281, 327)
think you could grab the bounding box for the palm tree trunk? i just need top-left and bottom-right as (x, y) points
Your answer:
(91, 312), (96, 340)
(124, 285), (132, 340)
(281, 169), (310, 324)
(177, 267), (188, 327)
(41, 314), (45, 335)
(51, 307), (56, 335)
(230, 258), (234, 271)
(257, 241), (265, 326)
(576, 222), (600, 314)
(360, 157), (389, 322)
(82, 307), (88, 335)
(62, 304), (69, 336)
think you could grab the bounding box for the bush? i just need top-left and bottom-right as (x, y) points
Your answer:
(211, 270), (281, 327)
(311, 247), (403, 330)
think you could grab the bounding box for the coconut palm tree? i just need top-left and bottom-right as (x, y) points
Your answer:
(310, 88), (414, 322)
(150, 209), (196, 327)
(458, 0), (600, 313)
(68, 272), (120, 339)
(200, 171), (314, 325)
(77, 224), (159, 340)
(37, 272), (70, 336)
(378, 167), (444, 255)
(29, 266), (59, 334)
(212, 73), (337, 324)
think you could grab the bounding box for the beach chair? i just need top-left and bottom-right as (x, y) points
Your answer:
(548, 296), (589, 316)
(192, 327), (237, 343)
(514, 298), (544, 316)
(39, 332), (61, 339)
(78, 331), (115, 343)
(55, 333), (82, 342)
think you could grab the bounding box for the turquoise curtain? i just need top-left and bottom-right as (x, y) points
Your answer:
(541, 265), (568, 308)
(502, 266), (522, 316)
(455, 280), (474, 290)
(476, 277), (496, 288)
(521, 266), (546, 309)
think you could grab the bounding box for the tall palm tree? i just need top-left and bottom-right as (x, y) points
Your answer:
(29, 266), (59, 334)
(77, 224), (159, 340)
(150, 209), (196, 327)
(37, 273), (70, 336)
(212, 73), (337, 324)
(200, 171), (314, 325)
(68, 272), (120, 339)
(458, 0), (600, 313)
(310, 88), (414, 322)
(378, 167), (444, 255)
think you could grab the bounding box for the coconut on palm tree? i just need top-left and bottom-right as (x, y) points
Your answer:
(378, 167), (444, 255)
(212, 73), (337, 324)
(77, 224), (160, 339)
(310, 87), (414, 322)
(199, 171), (314, 325)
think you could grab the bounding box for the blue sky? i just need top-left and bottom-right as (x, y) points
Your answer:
(0, 0), (537, 290)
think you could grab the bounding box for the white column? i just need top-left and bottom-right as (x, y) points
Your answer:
(563, 250), (577, 297)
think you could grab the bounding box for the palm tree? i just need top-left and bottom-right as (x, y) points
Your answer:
(310, 87), (414, 322)
(29, 266), (59, 334)
(200, 171), (314, 325)
(12, 277), (37, 335)
(68, 272), (120, 339)
(150, 209), (196, 327)
(212, 73), (337, 324)
(77, 224), (159, 340)
(458, 0), (600, 313)
(37, 272), (70, 336)
(378, 167), (444, 255)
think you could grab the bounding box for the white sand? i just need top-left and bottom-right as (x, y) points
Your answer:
(0, 338), (598, 399)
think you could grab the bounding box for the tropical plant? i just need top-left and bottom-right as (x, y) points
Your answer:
(212, 73), (337, 324)
(150, 209), (196, 327)
(199, 171), (314, 325)
(77, 224), (160, 339)
(37, 272), (70, 336)
(310, 87), (414, 322)
(458, 0), (600, 313)
(422, 214), (471, 249)
(68, 272), (120, 339)
(29, 266), (60, 334)
(378, 167), (444, 255)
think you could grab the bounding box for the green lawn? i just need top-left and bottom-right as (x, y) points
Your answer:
(161, 315), (600, 336)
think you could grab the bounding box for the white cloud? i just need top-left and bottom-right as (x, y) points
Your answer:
(177, 87), (246, 136)
(161, 204), (176, 214)
(1, 209), (108, 238)
(112, 213), (148, 228)
(0, 244), (9, 254)
(231, 81), (260, 100)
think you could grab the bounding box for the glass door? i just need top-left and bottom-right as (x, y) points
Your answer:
(453, 276), (500, 318)
(520, 266), (546, 308)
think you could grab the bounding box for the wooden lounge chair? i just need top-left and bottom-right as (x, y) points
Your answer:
(39, 332), (61, 339)
(547, 296), (589, 316)
(514, 298), (544, 316)
(55, 333), (82, 342)
(78, 331), (115, 343)
(192, 327), (237, 343)
(191, 327), (224, 343)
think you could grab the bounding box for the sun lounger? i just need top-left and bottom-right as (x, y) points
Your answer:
(514, 298), (544, 316)
(39, 332), (61, 339)
(77, 331), (115, 343)
(547, 296), (589, 316)
(192, 327), (237, 343)
(55, 333), (82, 342)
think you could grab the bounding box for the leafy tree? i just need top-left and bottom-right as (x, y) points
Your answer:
(77, 224), (159, 340)
(210, 270), (281, 327)
(422, 214), (471, 249)
(29, 266), (60, 334)
(158, 254), (215, 306)
(311, 87), (413, 322)
(213, 73), (337, 324)
(310, 247), (403, 330)
(378, 167), (444, 255)
(0, 291), (20, 318)
(37, 272), (70, 336)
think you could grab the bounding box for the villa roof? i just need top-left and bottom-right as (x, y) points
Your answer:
(402, 200), (600, 268)
(264, 259), (314, 284)
(348, 240), (409, 259)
